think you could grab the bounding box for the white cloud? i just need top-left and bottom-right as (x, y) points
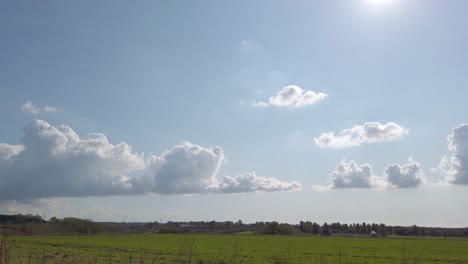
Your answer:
(315, 158), (425, 190)
(252, 85), (327, 108)
(147, 141), (225, 195)
(0, 120), (145, 200)
(217, 172), (302, 193)
(436, 124), (468, 185)
(327, 160), (384, 189)
(21, 101), (40, 114)
(146, 142), (302, 194)
(314, 122), (409, 148)
(21, 101), (59, 115)
(43, 106), (59, 113)
(0, 120), (301, 200)
(0, 144), (24, 163)
(384, 158), (424, 188)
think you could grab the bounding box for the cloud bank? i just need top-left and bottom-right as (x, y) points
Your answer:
(436, 124), (468, 185)
(314, 158), (424, 190)
(252, 85), (327, 108)
(314, 122), (409, 148)
(0, 120), (301, 200)
(21, 101), (59, 115)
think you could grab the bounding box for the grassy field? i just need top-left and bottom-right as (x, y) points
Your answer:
(3, 234), (468, 264)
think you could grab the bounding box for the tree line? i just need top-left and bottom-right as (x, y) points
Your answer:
(1, 214), (468, 238)
(0, 214), (121, 235)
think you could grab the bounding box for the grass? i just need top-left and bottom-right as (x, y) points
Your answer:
(0, 236), (12, 264)
(4, 234), (468, 263)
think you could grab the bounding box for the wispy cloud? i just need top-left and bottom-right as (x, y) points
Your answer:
(240, 39), (264, 54)
(252, 85), (327, 108)
(314, 122), (409, 148)
(21, 101), (59, 115)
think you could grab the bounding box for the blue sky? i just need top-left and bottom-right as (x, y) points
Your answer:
(1, 0), (468, 227)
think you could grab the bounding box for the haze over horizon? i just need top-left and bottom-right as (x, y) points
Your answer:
(1, 0), (468, 227)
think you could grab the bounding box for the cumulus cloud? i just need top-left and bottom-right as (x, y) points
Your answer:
(252, 85), (327, 108)
(436, 124), (468, 185)
(147, 141), (225, 195)
(21, 101), (59, 115)
(314, 158), (424, 190)
(217, 172), (302, 193)
(327, 160), (384, 189)
(0, 144), (24, 163)
(146, 142), (301, 194)
(314, 122), (409, 148)
(384, 158), (424, 188)
(0, 120), (145, 200)
(0, 120), (300, 200)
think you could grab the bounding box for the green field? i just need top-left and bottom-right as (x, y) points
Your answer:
(4, 234), (468, 264)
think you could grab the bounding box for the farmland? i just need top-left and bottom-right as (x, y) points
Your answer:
(4, 234), (468, 264)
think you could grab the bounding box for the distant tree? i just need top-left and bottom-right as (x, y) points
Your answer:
(378, 224), (388, 236)
(269, 222), (279, 234)
(299, 221), (306, 232)
(277, 223), (296, 235)
(311, 222), (320, 234)
(255, 221), (265, 231)
(208, 221), (216, 230)
(260, 222), (279, 234)
(158, 227), (180, 234)
(49, 217), (60, 224)
(166, 221), (177, 228)
(362, 222), (367, 234)
(331, 222), (342, 232)
(387, 226), (393, 235)
(342, 223), (349, 233)
(321, 223), (331, 236)
(144, 222), (153, 230)
(410, 225), (421, 236)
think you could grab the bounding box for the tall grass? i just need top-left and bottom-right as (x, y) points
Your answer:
(0, 236), (12, 264)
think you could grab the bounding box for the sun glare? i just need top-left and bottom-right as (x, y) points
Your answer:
(367, 0), (395, 8)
